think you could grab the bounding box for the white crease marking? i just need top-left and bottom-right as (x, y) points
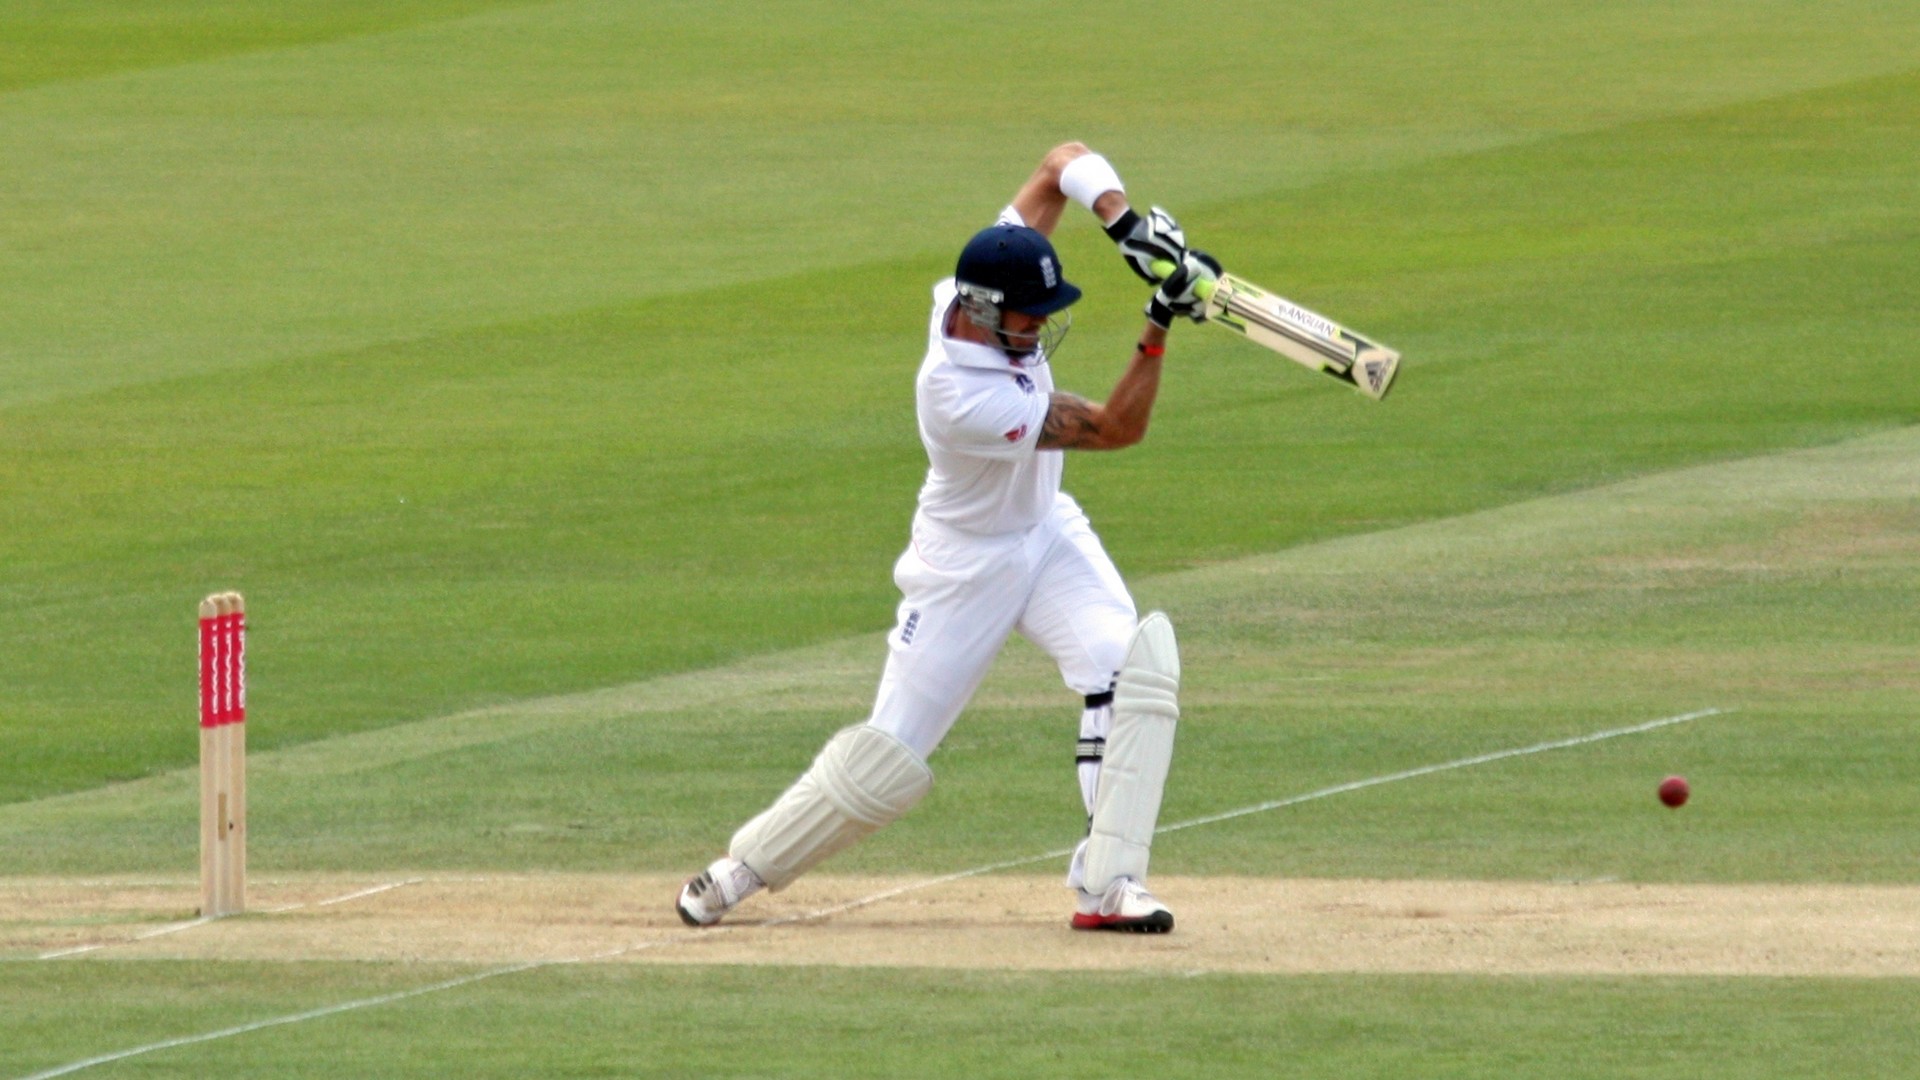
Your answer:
(39, 879), (425, 958)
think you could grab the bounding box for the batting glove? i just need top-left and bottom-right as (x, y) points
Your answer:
(1145, 250), (1222, 329)
(1105, 206), (1187, 284)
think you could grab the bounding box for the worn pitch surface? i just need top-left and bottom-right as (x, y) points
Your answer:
(10, 874), (1919, 977)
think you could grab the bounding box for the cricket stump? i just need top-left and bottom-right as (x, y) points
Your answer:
(199, 592), (247, 917)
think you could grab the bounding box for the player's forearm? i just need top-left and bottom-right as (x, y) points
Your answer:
(1098, 330), (1169, 447)
(1036, 327), (1169, 451)
(1011, 142), (1093, 236)
(1012, 143), (1142, 233)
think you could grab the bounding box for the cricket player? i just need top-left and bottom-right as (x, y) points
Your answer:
(677, 143), (1213, 932)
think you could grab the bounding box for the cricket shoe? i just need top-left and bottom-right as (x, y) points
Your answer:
(1071, 876), (1174, 933)
(675, 857), (765, 927)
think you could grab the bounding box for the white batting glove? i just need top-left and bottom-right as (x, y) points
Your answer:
(1105, 206), (1187, 284)
(1145, 250), (1222, 329)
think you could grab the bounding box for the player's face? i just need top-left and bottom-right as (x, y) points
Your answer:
(998, 310), (1047, 355)
(995, 308), (1070, 364)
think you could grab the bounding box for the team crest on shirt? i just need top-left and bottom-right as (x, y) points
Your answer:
(1003, 424), (1028, 443)
(1013, 373), (1034, 392)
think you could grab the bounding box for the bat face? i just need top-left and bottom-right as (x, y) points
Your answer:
(1199, 273), (1401, 400)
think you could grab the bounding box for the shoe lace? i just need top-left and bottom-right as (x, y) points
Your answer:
(686, 872), (715, 900)
(1106, 877), (1159, 914)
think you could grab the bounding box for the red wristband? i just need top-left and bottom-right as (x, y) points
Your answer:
(1138, 341), (1166, 359)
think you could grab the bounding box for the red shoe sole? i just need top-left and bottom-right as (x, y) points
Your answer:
(1070, 910), (1174, 933)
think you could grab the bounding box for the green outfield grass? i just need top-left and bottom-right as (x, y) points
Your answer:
(6, 964), (1919, 1080)
(3, 0), (1917, 1077)
(3, 0), (1917, 801)
(4, 427), (1915, 883)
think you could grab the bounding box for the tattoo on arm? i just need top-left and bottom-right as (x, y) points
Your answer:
(1037, 392), (1103, 450)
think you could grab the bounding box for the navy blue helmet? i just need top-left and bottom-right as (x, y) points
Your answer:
(954, 225), (1082, 316)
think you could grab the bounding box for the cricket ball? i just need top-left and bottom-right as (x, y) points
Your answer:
(1658, 775), (1690, 808)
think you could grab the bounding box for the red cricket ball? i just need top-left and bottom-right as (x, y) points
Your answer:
(1658, 775), (1690, 808)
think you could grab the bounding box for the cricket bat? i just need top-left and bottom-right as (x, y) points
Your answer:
(1195, 272), (1401, 400)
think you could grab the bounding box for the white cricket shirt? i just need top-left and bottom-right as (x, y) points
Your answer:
(912, 277), (1060, 536)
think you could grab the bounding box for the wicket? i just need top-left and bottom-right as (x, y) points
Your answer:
(199, 592), (247, 917)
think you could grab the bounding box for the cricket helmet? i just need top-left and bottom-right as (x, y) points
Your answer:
(954, 225), (1082, 316)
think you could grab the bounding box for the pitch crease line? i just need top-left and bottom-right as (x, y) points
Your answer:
(312, 878), (424, 908)
(263, 878), (423, 914)
(14, 706), (1722, 1080)
(1159, 707), (1728, 836)
(35, 918), (215, 961)
(37, 879), (427, 959)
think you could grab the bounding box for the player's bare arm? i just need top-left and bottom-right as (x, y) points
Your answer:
(1038, 394), (1102, 449)
(1038, 325), (1169, 451)
(1010, 143), (1131, 237)
(1007, 142), (1195, 294)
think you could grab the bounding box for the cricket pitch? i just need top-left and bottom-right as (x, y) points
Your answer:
(8, 874), (1918, 977)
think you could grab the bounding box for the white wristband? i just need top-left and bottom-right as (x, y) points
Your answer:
(1059, 152), (1125, 211)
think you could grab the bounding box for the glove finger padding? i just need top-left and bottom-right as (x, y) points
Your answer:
(1145, 250), (1221, 328)
(1106, 206), (1187, 284)
(1145, 258), (1195, 329)
(1178, 250), (1223, 322)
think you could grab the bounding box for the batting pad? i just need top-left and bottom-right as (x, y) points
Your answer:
(731, 724), (933, 891)
(1084, 612), (1181, 893)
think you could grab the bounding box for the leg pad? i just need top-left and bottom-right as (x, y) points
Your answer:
(1084, 612), (1180, 893)
(731, 725), (933, 891)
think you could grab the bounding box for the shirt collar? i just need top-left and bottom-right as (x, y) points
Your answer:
(941, 303), (1046, 372)
(944, 335), (1032, 372)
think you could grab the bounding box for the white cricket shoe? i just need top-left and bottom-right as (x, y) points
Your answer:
(675, 856), (765, 927)
(1071, 875), (1174, 933)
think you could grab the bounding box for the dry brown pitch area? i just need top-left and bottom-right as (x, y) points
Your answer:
(7, 874), (1917, 977)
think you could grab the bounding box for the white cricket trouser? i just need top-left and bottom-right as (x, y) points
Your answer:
(866, 493), (1137, 760)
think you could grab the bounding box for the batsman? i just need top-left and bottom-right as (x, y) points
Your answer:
(677, 143), (1214, 933)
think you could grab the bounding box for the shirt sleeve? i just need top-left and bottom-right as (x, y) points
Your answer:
(922, 367), (1049, 461)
